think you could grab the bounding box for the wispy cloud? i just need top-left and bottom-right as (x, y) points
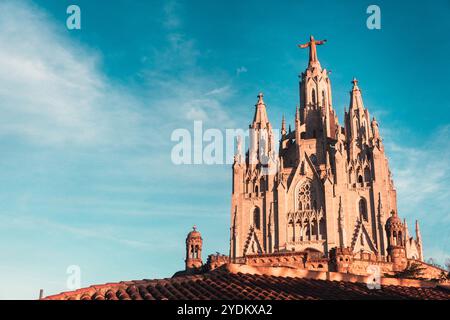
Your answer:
(385, 125), (450, 262)
(0, 0), (235, 299)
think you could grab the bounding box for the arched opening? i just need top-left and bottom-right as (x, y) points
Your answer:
(322, 90), (326, 106)
(194, 245), (199, 258)
(253, 207), (261, 229)
(295, 219), (301, 241)
(311, 88), (316, 105)
(254, 185), (259, 194)
(398, 231), (403, 246)
(358, 175), (363, 185)
(359, 198), (368, 221)
(260, 178), (265, 192)
(364, 167), (371, 182)
(297, 181), (314, 211)
(311, 218), (317, 237)
(306, 222), (311, 240)
(288, 220), (294, 242)
(348, 168), (353, 184)
(319, 218), (326, 239)
(302, 219), (308, 240)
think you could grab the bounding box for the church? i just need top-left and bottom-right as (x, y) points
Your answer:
(44, 37), (449, 300)
(228, 35), (431, 275)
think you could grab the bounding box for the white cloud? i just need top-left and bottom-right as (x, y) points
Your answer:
(385, 125), (450, 262)
(0, 0), (237, 150)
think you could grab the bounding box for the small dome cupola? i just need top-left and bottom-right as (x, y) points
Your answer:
(385, 211), (405, 247)
(185, 226), (203, 270)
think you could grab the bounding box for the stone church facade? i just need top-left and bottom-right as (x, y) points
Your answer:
(228, 36), (426, 274)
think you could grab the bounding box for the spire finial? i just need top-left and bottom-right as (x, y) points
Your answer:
(257, 92), (264, 104)
(193, 225), (197, 231)
(352, 77), (359, 88)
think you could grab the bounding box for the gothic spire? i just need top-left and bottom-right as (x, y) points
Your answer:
(415, 220), (421, 241)
(349, 77), (365, 111)
(281, 114), (286, 136)
(404, 219), (410, 240)
(252, 92), (270, 129)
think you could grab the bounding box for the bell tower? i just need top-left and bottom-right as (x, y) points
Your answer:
(385, 211), (407, 271)
(185, 226), (203, 270)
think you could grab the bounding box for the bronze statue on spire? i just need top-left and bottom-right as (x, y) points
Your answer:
(298, 35), (327, 63)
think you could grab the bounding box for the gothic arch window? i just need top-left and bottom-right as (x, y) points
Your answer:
(311, 218), (317, 237)
(194, 245), (199, 259)
(253, 207), (261, 229)
(364, 167), (371, 182)
(295, 219), (302, 241)
(322, 90), (326, 106)
(311, 88), (316, 105)
(361, 121), (367, 138)
(358, 175), (363, 185)
(254, 185), (259, 194)
(398, 231), (403, 246)
(288, 219), (295, 242)
(319, 218), (326, 239)
(303, 219), (308, 239)
(359, 198), (368, 221)
(297, 181), (315, 211)
(306, 222), (311, 240)
(348, 168), (353, 184)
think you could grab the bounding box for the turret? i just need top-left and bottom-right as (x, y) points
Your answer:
(281, 114), (286, 137)
(415, 220), (424, 261)
(185, 226), (203, 270)
(385, 211), (407, 271)
(249, 93), (274, 167)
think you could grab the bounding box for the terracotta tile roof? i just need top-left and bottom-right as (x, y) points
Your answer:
(44, 268), (450, 300)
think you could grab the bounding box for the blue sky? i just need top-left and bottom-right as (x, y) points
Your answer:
(0, 0), (448, 299)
